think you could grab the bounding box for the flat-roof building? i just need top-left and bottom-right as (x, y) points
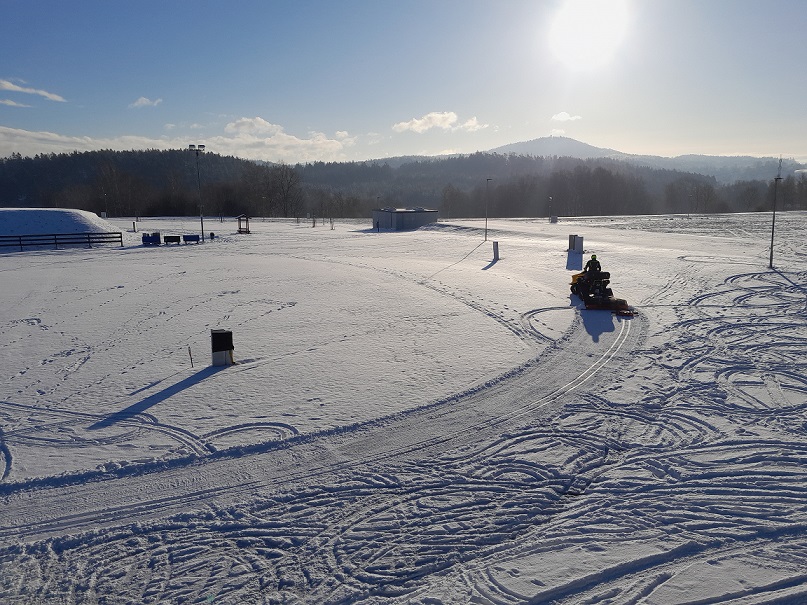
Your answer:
(372, 207), (439, 231)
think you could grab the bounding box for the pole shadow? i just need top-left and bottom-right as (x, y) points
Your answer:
(773, 268), (807, 293)
(89, 366), (225, 430)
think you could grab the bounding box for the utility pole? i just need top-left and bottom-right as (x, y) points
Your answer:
(769, 157), (782, 269)
(485, 178), (492, 241)
(190, 144), (206, 242)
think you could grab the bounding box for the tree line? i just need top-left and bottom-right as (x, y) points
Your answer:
(1, 149), (805, 219)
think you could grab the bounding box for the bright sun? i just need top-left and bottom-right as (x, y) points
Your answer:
(549, 0), (629, 70)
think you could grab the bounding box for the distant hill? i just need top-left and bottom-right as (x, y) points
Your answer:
(489, 136), (619, 159)
(487, 136), (805, 184)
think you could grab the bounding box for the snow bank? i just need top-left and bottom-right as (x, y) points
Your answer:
(0, 208), (119, 235)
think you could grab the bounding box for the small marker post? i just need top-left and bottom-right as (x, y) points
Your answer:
(188, 345), (194, 368)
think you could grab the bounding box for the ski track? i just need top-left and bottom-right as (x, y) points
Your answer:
(1, 222), (806, 603)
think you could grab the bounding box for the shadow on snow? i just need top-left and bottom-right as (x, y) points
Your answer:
(566, 250), (583, 271)
(569, 295), (617, 343)
(89, 366), (225, 430)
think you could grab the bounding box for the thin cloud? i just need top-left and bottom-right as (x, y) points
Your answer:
(220, 117), (355, 162)
(0, 79), (65, 102)
(0, 121), (355, 164)
(460, 116), (489, 132)
(394, 111), (458, 133)
(224, 116), (283, 135)
(393, 111), (488, 134)
(551, 111), (582, 122)
(0, 125), (175, 157)
(129, 96), (163, 109)
(1, 99), (31, 107)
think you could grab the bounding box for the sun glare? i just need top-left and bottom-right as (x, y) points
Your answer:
(549, 0), (629, 70)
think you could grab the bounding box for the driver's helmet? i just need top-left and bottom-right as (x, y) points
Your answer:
(591, 254), (597, 260)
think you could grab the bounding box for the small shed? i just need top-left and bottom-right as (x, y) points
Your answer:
(236, 215), (250, 234)
(372, 207), (439, 231)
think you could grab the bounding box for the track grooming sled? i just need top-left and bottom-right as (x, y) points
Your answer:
(570, 271), (637, 317)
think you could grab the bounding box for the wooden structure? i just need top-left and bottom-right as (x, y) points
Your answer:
(0, 232), (123, 251)
(237, 215), (251, 234)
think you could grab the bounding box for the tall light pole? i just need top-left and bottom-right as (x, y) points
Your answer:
(769, 158), (782, 269)
(190, 144), (206, 242)
(485, 177), (492, 241)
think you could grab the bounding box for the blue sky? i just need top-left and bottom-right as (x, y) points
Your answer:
(2, 0), (806, 163)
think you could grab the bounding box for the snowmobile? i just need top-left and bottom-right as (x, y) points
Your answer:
(570, 270), (636, 316)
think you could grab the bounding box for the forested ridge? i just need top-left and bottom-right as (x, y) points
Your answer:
(1, 148), (805, 219)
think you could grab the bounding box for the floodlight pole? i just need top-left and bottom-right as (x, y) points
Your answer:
(769, 158), (782, 269)
(485, 178), (492, 241)
(190, 144), (206, 242)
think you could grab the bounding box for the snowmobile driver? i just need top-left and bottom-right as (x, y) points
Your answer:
(584, 254), (601, 276)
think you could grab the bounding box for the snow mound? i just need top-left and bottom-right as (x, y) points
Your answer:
(0, 208), (119, 235)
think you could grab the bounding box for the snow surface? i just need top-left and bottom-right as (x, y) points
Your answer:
(0, 208), (805, 604)
(0, 208), (117, 235)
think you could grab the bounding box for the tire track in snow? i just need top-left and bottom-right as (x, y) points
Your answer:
(279, 248), (557, 349)
(0, 310), (643, 544)
(11, 264), (805, 603)
(0, 307), (647, 604)
(0, 399), (213, 462)
(0, 428), (11, 481)
(3, 230), (805, 603)
(419, 268), (807, 604)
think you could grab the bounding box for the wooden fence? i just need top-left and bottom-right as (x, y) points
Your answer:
(0, 232), (124, 252)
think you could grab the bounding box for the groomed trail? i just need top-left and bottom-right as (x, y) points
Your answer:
(0, 309), (644, 543)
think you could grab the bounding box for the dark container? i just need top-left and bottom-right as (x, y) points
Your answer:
(211, 329), (234, 353)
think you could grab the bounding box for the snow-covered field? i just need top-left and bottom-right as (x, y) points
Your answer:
(0, 209), (805, 604)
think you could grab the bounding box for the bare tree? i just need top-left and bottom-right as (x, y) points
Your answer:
(274, 163), (303, 218)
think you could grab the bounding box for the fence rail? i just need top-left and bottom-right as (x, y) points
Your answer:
(0, 232), (123, 251)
